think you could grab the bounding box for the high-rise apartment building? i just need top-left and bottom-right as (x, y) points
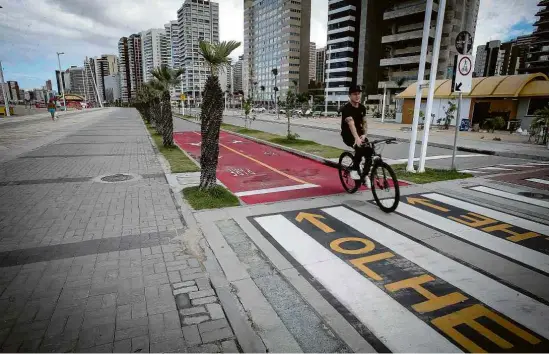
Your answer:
(118, 37), (131, 102)
(372, 0), (480, 104)
(315, 47), (326, 83)
(521, 0), (549, 76)
(55, 70), (69, 96)
(219, 65), (233, 92)
(67, 66), (86, 97)
(243, 0), (311, 102)
(7, 81), (20, 101)
(309, 42), (316, 82)
(141, 28), (170, 83)
(165, 21), (182, 96)
(104, 74), (121, 102)
(177, 0), (220, 105)
(233, 55), (243, 93)
(129, 34), (144, 99)
(474, 40), (501, 77)
(46, 80), (52, 91)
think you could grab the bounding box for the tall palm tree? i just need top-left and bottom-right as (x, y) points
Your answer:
(198, 40), (241, 190)
(150, 65), (185, 146)
(135, 84), (155, 125)
(272, 68), (279, 118)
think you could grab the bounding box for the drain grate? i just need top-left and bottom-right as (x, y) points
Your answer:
(100, 174), (134, 182)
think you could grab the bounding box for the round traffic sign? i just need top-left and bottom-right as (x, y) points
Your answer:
(455, 31), (473, 55)
(458, 56), (472, 76)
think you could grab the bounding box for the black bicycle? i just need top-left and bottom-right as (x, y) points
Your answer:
(338, 138), (400, 213)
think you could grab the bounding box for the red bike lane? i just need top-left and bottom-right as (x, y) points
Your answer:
(174, 131), (403, 204)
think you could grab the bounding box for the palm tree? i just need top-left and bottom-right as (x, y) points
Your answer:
(198, 40), (241, 190)
(150, 65), (185, 146)
(135, 84), (155, 125)
(260, 85), (265, 107)
(272, 68), (279, 118)
(531, 106), (549, 145)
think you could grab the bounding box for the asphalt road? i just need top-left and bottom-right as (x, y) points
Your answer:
(216, 115), (539, 170)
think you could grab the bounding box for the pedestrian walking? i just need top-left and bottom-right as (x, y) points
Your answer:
(47, 101), (56, 121)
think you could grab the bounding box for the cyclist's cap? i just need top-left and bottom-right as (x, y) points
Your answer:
(348, 85), (362, 94)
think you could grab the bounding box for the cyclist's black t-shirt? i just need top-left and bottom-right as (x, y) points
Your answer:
(340, 102), (366, 146)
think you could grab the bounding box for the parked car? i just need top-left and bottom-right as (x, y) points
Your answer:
(279, 109), (286, 114)
(252, 107), (266, 113)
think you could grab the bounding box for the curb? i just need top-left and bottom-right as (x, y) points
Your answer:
(227, 115), (549, 161)
(180, 116), (341, 169)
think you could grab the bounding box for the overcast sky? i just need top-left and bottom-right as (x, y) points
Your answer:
(0, 0), (540, 90)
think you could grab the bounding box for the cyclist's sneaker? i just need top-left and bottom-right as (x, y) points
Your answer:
(365, 178), (371, 189)
(350, 170), (361, 180)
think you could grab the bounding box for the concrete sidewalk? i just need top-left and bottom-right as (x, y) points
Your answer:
(0, 108), (261, 353)
(224, 110), (549, 161)
(0, 108), (105, 128)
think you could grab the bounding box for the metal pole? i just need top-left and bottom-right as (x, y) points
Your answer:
(381, 83), (387, 122)
(57, 52), (67, 110)
(418, 0), (447, 173)
(451, 93), (462, 169)
(275, 74), (279, 120)
(0, 60), (10, 117)
(406, 0), (433, 172)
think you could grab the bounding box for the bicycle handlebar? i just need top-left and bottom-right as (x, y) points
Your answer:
(366, 138), (398, 146)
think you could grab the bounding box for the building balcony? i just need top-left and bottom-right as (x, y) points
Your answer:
(380, 54), (432, 66)
(328, 15), (356, 25)
(327, 57), (354, 64)
(326, 77), (352, 83)
(327, 26), (356, 35)
(329, 5), (356, 15)
(535, 8), (549, 17)
(328, 0), (344, 4)
(382, 29), (435, 44)
(327, 36), (355, 45)
(383, 2), (438, 20)
(325, 87), (349, 92)
(326, 67), (353, 73)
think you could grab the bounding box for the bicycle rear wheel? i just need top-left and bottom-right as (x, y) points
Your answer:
(338, 152), (360, 194)
(371, 161), (400, 213)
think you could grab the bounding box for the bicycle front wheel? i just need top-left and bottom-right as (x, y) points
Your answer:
(339, 152), (360, 194)
(371, 161), (400, 213)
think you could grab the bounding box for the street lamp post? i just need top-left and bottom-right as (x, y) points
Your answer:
(0, 60), (10, 117)
(56, 52), (67, 111)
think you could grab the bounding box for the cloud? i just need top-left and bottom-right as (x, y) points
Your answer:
(0, 0), (540, 89)
(472, 0), (539, 54)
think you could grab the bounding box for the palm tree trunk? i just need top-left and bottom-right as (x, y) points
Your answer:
(161, 90), (173, 146)
(151, 98), (162, 134)
(199, 76), (224, 190)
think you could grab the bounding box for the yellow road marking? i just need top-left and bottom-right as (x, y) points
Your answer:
(295, 213), (335, 233)
(406, 197), (450, 212)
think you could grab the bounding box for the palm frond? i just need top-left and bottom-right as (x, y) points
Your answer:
(199, 40), (241, 75)
(148, 79), (166, 93)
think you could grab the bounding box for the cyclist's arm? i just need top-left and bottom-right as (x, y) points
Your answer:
(346, 117), (363, 146)
(362, 116), (368, 138)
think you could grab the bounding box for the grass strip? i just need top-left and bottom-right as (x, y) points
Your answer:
(182, 186), (240, 210)
(220, 123), (344, 159)
(391, 164), (473, 184)
(146, 124), (199, 173)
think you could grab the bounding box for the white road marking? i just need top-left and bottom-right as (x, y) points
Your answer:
(255, 215), (461, 353)
(389, 154), (483, 164)
(422, 193), (549, 236)
(324, 206), (549, 340)
(471, 186), (549, 209)
(526, 178), (549, 186)
(394, 202), (549, 273)
(459, 169), (487, 174)
(499, 164), (538, 168)
(478, 167), (514, 171)
(235, 183), (319, 197)
(528, 163), (549, 166)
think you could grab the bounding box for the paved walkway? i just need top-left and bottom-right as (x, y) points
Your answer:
(224, 110), (549, 160)
(0, 108), (250, 352)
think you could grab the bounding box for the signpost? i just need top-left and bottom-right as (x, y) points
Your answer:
(451, 31), (474, 170)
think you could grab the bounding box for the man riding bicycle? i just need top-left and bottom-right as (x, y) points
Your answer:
(340, 85), (372, 181)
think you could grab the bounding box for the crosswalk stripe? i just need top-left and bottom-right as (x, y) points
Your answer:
(395, 201), (549, 273)
(526, 178), (549, 186)
(423, 193), (549, 235)
(254, 214), (462, 353)
(323, 206), (549, 341)
(499, 164), (538, 168)
(528, 163), (549, 166)
(471, 186), (549, 208)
